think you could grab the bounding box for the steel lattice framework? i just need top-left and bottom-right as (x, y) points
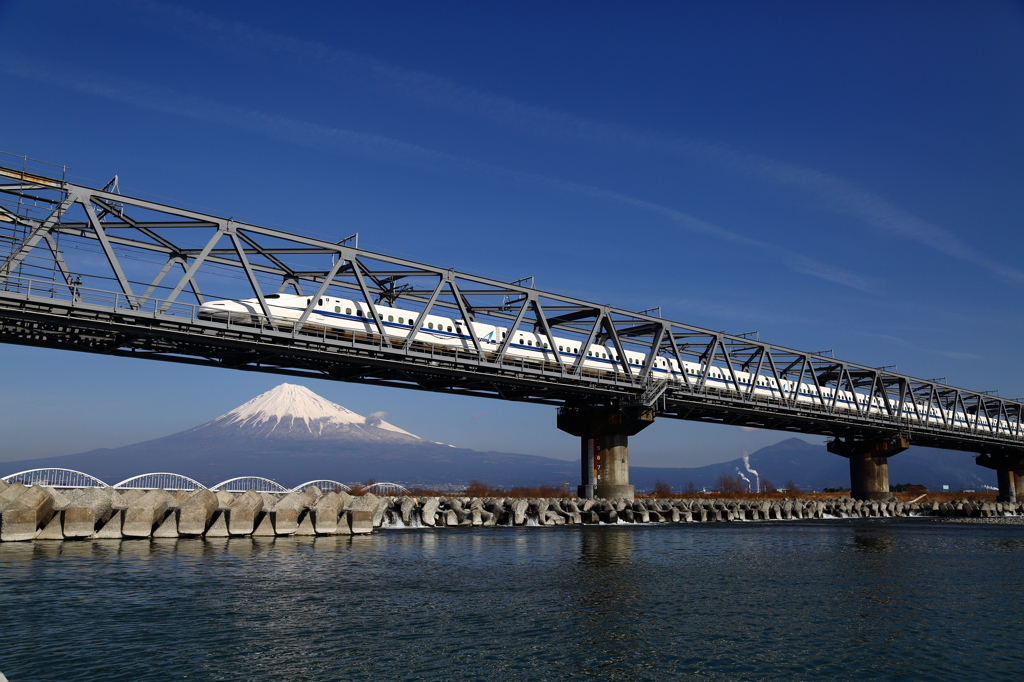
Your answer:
(2, 468), (110, 489)
(113, 473), (206, 491)
(293, 479), (352, 493)
(209, 477), (290, 494)
(1, 159), (1022, 457)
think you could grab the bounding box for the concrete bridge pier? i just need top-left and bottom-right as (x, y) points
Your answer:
(557, 405), (655, 501)
(975, 454), (1024, 503)
(827, 436), (909, 501)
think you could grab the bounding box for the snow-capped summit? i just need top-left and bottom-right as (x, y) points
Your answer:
(194, 383), (422, 442)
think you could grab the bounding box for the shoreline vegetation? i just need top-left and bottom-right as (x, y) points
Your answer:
(369, 480), (999, 504)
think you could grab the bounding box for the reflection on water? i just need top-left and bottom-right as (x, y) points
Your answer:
(579, 525), (634, 566)
(1, 522), (1023, 681)
(852, 531), (897, 554)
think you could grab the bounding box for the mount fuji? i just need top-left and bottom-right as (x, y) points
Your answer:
(2, 384), (993, 492)
(4, 384), (579, 488)
(190, 383), (425, 443)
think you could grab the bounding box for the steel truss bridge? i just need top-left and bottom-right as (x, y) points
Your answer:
(0, 159), (1021, 459)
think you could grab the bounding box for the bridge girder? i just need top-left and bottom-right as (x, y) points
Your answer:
(0, 162), (1022, 457)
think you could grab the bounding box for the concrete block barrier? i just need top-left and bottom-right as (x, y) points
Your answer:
(0, 486), (55, 542)
(63, 487), (116, 538)
(122, 489), (173, 538)
(178, 489), (218, 536)
(272, 491), (313, 535)
(313, 492), (344, 534)
(228, 490), (264, 536)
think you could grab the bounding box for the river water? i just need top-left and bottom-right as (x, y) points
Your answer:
(1, 519), (1022, 681)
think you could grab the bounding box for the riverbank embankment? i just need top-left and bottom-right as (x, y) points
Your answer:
(2, 478), (1022, 541)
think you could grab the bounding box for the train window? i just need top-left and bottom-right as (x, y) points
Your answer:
(334, 306), (340, 313)
(602, 353), (607, 359)
(388, 315), (393, 322)
(428, 322), (434, 329)
(346, 308), (351, 315)
(447, 326), (452, 332)
(266, 294), (280, 299)
(319, 299), (323, 306)
(543, 343), (548, 348)
(399, 317), (404, 324)
(356, 310), (363, 317)
(527, 340), (533, 346)
(558, 345), (563, 351)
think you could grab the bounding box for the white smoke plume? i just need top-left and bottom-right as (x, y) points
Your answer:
(741, 449), (760, 493)
(736, 468), (751, 492)
(365, 411), (388, 427)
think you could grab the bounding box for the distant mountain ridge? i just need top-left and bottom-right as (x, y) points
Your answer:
(1, 384), (997, 492)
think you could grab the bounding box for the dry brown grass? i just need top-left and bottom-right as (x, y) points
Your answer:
(635, 490), (998, 502)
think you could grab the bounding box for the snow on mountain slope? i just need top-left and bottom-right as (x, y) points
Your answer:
(191, 383), (423, 442)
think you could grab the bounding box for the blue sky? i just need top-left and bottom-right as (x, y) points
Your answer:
(1, 1), (1022, 473)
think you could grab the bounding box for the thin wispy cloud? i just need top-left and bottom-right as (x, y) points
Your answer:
(120, 0), (1024, 285)
(0, 58), (872, 291)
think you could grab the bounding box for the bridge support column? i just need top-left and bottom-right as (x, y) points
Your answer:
(975, 454), (1024, 503)
(827, 436), (908, 501)
(558, 406), (655, 501)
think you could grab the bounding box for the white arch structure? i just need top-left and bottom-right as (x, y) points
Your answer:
(1, 468), (109, 489)
(292, 479), (351, 493)
(365, 482), (410, 495)
(210, 476), (289, 493)
(113, 473), (206, 491)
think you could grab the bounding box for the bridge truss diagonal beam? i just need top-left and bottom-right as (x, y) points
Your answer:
(0, 162), (1021, 457)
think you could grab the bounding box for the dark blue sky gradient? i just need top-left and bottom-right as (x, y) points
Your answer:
(1, 1), (1022, 473)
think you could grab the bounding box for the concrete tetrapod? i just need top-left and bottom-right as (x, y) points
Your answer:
(122, 489), (173, 538)
(420, 497), (440, 526)
(312, 492), (344, 534)
(0, 486), (55, 542)
(227, 490), (264, 536)
(63, 487), (116, 538)
(178, 489), (218, 536)
(272, 491), (313, 535)
(0, 482), (27, 511)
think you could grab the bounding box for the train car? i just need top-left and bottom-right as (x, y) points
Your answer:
(198, 294), (1010, 435)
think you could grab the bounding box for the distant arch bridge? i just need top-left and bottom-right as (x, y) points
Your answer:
(0, 468), (358, 494)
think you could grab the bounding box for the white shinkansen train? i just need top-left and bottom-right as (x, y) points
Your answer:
(199, 293), (1017, 436)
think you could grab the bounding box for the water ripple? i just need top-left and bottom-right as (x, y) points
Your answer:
(1, 521), (1022, 681)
